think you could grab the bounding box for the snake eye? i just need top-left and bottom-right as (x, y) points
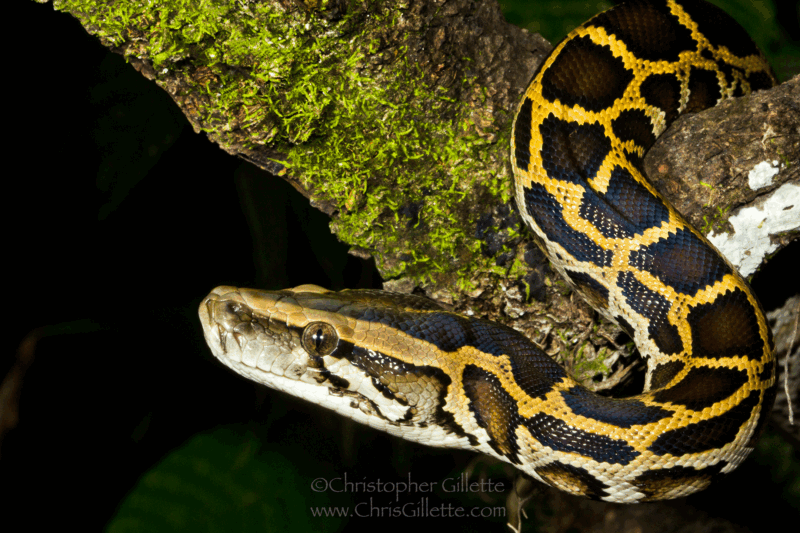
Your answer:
(301, 322), (339, 356)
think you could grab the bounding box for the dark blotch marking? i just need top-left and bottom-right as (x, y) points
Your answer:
(629, 227), (731, 296)
(524, 412), (639, 465)
(686, 287), (765, 361)
(334, 339), (477, 444)
(326, 373), (350, 389)
(679, 0), (762, 58)
(347, 344), (431, 395)
(307, 353), (325, 370)
(507, 345), (569, 402)
(639, 73), (682, 124)
(579, 187), (636, 240)
(588, 0), (697, 62)
(371, 376), (405, 404)
(650, 360), (685, 389)
(462, 365), (522, 463)
(539, 115), (610, 186)
(766, 316), (775, 351)
(759, 360), (774, 382)
(396, 312), (568, 402)
(631, 462), (726, 501)
(397, 312), (542, 358)
(618, 271), (684, 355)
(616, 315), (636, 339)
(685, 67), (722, 114)
(578, 165), (670, 239)
(649, 390), (760, 455)
(603, 167), (668, 231)
(434, 409), (478, 446)
(561, 386), (673, 428)
(653, 365), (749, 411)
(536, 462), (611, 500)
(541, 35), (633, 112)
(524, 182), (613, 267)
(514, 97), (534, 171)
(612, 108), (657, 150)
(306, 351), (351, 389)
(624, 149), (647, 177)
(747, 384), (777, 447)
(564, 269), (609, 310)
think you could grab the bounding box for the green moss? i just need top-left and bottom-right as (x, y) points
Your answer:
(507, 256), (533, 299)
(573, 343), (611, 380)
(701, 205), (732, 234)
(55, 0), (516, 290)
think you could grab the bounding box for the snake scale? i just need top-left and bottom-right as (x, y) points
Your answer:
(200, 0), (777, 502)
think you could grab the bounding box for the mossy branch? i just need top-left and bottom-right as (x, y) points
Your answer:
(43, 0), (551, 291)
(42, 0), (796, 391)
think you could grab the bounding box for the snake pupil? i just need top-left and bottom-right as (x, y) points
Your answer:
(301, 322), (338, 356)
(314, 329), (323, 350)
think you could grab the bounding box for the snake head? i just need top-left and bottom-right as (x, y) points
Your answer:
(198, 285), (471, 445)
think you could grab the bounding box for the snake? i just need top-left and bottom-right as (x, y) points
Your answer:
(199, 0), (777, 502)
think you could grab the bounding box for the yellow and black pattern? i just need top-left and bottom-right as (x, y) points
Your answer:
(199, 0), (776, 503)
(509, 0), (775, 499)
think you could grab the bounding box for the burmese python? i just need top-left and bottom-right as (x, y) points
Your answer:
(199, 0), (777, 502)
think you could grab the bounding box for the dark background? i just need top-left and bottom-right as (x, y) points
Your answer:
(5, 1), (798, 531)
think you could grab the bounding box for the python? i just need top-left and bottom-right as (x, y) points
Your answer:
(200, 0), (776, 503)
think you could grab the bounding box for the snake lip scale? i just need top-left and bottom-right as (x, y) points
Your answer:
(199, 0), (777, 503)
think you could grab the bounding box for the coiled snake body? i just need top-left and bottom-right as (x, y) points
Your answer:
(200, 0), (777, 502)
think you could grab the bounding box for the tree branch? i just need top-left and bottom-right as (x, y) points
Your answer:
(47, 0), (798, 397)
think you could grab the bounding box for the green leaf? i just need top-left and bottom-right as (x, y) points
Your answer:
(107, 427), (347, 533)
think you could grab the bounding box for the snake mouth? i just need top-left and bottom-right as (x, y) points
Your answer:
(198, 286), (327, 392)
(198, 286), (247, 361)
(200, 287), (272, 367)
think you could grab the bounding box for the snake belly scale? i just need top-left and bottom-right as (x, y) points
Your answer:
(199, 0), (777, 502)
